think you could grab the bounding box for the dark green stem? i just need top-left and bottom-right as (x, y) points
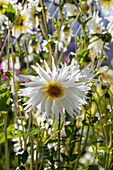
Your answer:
(4, 113), (10, 170)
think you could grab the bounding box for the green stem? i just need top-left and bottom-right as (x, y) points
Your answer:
(40, 0), (48, 37)
(35, 122), (41, 170)
(0, 31), (9, 58)
(97, 43), (105, 69)
(24, 39), (29, 74)
(52, 7), (59, 36)
(11, 45), (26, 148)
(4, 112), (10, 170)
(58, 114), (60, 157)
(74, 122), (90, 170)
(30, 112), (34, 170)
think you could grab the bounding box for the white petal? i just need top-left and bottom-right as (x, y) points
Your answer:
(45, 97), (53, 120)
(44, 60), (51, 73)
(35, 63), (52, 82)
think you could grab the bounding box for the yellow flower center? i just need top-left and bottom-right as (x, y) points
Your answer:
(14, 14), (25, 28)
(0, 1), (7, 13)
(74, 8), (78, 12)
(45, 82), (64, 98)
(97, 26), (101, 30)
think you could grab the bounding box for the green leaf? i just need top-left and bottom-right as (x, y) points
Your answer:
(0, 134), (5, 144)
(70, 154), (78, 161)
(91, 32), (112, 43)
(78, 17), (92, 28)
(69, 52), (76, 61)
(87, 165), (99, 170)
(4, 70), (13, 79)
(61, 153), (69, 162)
(31, 128), (38, 136)
(110, 166), (113, 170)
(14, 129), (24, 136)
(5, 3), (16, 22)
(77, 49), (91, 63)
(82, 119), (88, 126)
(65, 125), (73, 136)
(92, 144), (96, 153)
(0, 87), (10, 111)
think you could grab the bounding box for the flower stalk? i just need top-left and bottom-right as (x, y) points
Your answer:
(4, 112), (10, 170)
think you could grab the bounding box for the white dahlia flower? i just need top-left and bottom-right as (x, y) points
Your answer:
(19, 57), (95, 122)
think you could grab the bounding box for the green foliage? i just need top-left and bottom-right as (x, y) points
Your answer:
(0, 0), (113, 169)
(87, 165), (99, 170)
(5, 3), (16, 22)
(77, 49), (91, 63)
(0, 87), (10, 112)
(4, 70), (13, 79)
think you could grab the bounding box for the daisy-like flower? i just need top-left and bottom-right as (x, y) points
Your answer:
(27, 0), (41, 29)
(88, 12), (104, 34)
(88, 12), (107, 56)
(19, 57), (95, 122)
(65, 3), (78, 17)
(12, 3), (32, 38)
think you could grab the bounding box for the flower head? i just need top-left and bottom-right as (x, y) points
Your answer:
(12, 3), (32, 38)
(19, 57), (95, 122)
(65, 3), (78, 17)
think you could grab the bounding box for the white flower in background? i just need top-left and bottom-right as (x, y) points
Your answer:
(88, 12), (105, 56)
(19, 57), (95, 122)
(65, 3), (78, 17)
(12, 3), (32, 38)
(88, 12), (104, 34)
(88, 38), (104, 57)
(96, 0), (113, 15)
(42, 40), (50, 53)
(27, 0), (41, 28)
(28, 39), (41, 54)
(10, 56), (21, 70)
(58, 25), (72, 52)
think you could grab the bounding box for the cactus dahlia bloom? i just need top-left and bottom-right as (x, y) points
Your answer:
(19, 57), (95, 122)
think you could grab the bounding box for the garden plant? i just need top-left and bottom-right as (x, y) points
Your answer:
(0, 0), (113, 169)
